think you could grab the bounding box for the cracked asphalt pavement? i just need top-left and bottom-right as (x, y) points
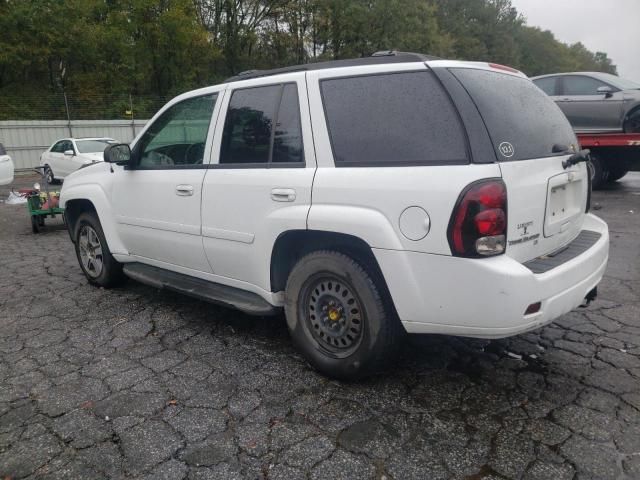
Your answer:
(1, 173), (639, 480)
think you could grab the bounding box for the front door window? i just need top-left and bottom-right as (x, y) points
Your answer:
(136, 94), (217, 168)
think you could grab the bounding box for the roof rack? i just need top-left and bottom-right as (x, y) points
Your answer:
(224, 51), (440, 83)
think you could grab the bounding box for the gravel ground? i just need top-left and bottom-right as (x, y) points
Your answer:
(0, 172), (639, 480)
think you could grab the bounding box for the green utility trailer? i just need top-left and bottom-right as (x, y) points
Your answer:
(25, 166), (65, 233)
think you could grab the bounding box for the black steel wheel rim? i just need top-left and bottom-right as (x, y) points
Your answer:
(302, 274), (364, 357)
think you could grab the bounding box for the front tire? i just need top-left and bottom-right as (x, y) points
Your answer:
(284, 251), (403, 379)
(44, 166), (56, 185)
(74, 212), (125, 287)
(624, 108), (640, 133)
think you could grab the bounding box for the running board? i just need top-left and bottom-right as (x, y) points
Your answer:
(122, 263), (277, 316)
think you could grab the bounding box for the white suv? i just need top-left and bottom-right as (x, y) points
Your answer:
(60, 52), (609, 379)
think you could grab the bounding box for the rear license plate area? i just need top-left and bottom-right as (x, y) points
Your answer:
(544, 172), (583, 237)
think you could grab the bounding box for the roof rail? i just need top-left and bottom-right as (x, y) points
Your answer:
(224, 51), (440, 83)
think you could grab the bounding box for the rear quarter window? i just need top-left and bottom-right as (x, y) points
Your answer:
(320, 71), (468, 166)
(451, 68), (577, 162)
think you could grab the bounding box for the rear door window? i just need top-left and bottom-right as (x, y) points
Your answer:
(220, 83), (304, 166)
(320, 71), (468, 166)
(451, 68), (577, 161)
(533, 77), (558, 96)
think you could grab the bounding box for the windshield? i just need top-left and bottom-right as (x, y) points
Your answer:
(595, 73), (640, 90)
(75, 139), (113, 154)
(451, 68), (577, 162)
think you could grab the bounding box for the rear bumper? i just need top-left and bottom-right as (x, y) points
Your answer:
(374, 213), (609, 338)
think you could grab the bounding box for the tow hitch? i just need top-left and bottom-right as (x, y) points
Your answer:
(580, 287), (598, 307)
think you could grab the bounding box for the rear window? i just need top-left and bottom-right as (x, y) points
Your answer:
(220, 83), (304, 165)
(451, 69), (577, 161)
(321, 71), (468, 166)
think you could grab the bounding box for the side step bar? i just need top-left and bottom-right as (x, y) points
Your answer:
(122, 263), (278, 316)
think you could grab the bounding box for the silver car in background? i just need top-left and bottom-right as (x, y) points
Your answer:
(532, 72), (640, 133)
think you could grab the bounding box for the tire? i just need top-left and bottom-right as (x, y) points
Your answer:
(74, 212), (125, 287)
(588, 153), (608, 190)
(31, 216), (40, 234)
(624, 107), (640, 133)
(44, 166), (56, 185)
(284, 250), (403, 380)
(607, 166), (629, 183)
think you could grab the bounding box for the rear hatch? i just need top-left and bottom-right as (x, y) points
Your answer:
(450, 66), (589, 263)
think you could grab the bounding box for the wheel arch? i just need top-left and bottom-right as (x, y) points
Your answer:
(624, 103), (640, 133)
(270, 230), (399, 318)
(65, 198), (97, 242)
(61, 185), (127, 254)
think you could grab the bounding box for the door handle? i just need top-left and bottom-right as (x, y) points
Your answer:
(271, 188), (296, 202)
(175, 185), (194, 196)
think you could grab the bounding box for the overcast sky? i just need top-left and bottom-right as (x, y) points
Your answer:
(510, 0), (640, 82)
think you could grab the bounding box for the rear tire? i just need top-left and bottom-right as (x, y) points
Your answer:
(588, 153), (608, 189)
(284, 250), (403, 380)
(74, 212), (125, 287)
(31, 216), (40, 234)
(607, 166), (629, 183)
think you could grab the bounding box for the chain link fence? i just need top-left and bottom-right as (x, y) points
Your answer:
(0, 92), (171, 122)
(0, 93), (172, 170)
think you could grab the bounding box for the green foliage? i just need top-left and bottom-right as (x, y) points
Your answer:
(0, 0), (618, 120)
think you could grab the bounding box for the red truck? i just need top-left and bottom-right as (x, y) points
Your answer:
(578, 133), (640, 188)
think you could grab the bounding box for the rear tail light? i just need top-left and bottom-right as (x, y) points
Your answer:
(448, 179), (508, 257)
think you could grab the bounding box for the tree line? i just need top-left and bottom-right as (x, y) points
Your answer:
(0, 0), (617, 119)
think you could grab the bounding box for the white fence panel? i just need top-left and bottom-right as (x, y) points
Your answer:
(0, 120), (148, 170)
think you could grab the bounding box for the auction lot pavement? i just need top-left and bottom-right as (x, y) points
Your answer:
(1, 173), (639, 480)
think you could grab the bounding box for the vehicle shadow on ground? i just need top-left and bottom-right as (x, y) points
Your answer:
(123, 279), (556, 381)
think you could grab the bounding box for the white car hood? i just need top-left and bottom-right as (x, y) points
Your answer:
(79, 152), (105, 162)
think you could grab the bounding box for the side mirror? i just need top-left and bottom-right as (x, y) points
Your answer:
(597, 86), (613, 98)
(64, 149), (74, 156)
(104, 143), (132, 165)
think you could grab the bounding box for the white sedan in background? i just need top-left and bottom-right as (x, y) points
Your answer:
(40, 137), (118, 184)
(0, 143), (14, 185)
